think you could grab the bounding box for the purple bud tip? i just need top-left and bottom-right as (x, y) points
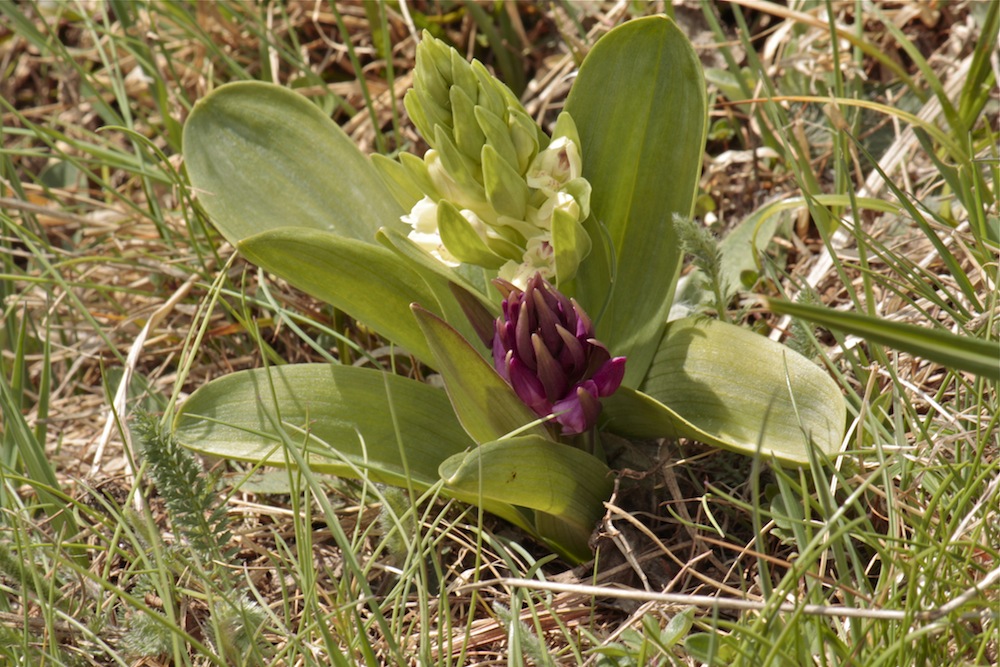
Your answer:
(491, 272), (626, 434)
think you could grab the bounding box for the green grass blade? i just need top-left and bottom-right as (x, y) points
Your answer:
(767, 298), (999, 381)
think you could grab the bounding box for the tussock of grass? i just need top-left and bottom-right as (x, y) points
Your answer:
(1, 1), (996, 665)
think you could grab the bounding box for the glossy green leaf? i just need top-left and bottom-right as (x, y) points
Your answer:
(239, 228), (446, 365)
(565, 16), (707, 386)
(183, 81), (404, 245)
(173, 364), (473, 489)
(173, 363), (535, 533)
(767, 298), (1000, 381)
(439, 436), (613, 561)
(602, 317), (846, 465)
(411, 305), (550, 444)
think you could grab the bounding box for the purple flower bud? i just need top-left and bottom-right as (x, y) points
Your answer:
(492, 273), (626, 435)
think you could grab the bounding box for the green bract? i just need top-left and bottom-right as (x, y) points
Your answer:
(177, 17), (847, 563)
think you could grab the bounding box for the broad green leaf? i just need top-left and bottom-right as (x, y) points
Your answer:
(565, 16), (707, 386)
(767, 298), (1000, 381)
(183, 81), (404, 245)
(439, 436), (613, 562)
(602, 317), (846, 465)
(411, 305), (550, 444)
(173, 364), (473, 490)
(173, 363), (535, 533)
(239, 228), (444, 365)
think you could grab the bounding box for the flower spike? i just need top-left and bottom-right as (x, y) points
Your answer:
(492, 273), (626, 435)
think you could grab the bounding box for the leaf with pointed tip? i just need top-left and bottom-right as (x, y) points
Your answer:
(173, 364), (472, 488)
(601, 317), (846, 465)
(564, 16), (707, 387)
(376, 227), (497, 310)
(183, 81), (404, 245)
(370, 154), (424, 210)
(411, 305), (550, 444)
(439, 436), (613, 562)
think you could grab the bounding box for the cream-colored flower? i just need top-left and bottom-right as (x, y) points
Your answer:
(498, 234), (555, 288)
(408, 230), (460, 267)
(532, 190), (581, 229)
(401, 196), (439, 234)
(525, 137), (582, 194)
(402, 196), (460, 266)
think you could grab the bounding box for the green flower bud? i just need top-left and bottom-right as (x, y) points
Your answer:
(561, 178), (592, 220)
(475, 106), (520, 173)
(400, 152), (440, 199)
(551, 206), (592, 284)
(482, 144), (529, 220)
(507, 107), (542, 175)
(449, 48), (479, 103)
(471, 60), (509, 119)
(450, 85), (485, 161)
(434, 125), (481, 191)
(425, 151), (485, 213)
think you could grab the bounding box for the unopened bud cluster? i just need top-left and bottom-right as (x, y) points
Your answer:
(493, 274), (625, 435)
(393, 33), (592, 288)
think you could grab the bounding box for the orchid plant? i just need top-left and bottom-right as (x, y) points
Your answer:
(175, 17), (846, 562)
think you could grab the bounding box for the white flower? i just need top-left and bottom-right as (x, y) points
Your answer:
(532, 191), (581, 229)
(498, 234), (555, 289)
(401, 196), (439, 234)
(408, 230), (460, 267)
(401, 196), (460, 266)
(525, 137), (582, 194)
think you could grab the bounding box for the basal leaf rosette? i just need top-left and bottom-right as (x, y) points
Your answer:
(492, 273), (626, 435)
(375, 32), (593, 288)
